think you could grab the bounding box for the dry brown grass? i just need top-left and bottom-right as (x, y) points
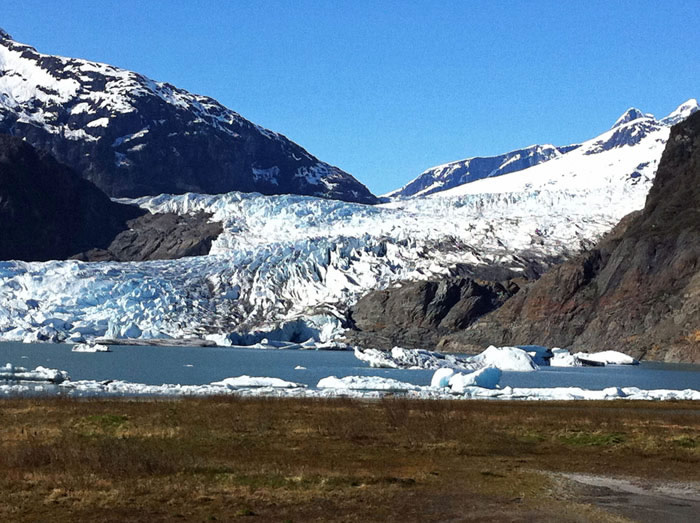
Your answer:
(0, 397), (697, 521)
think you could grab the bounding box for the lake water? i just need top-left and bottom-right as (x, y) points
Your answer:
(2, 342), (700, 391)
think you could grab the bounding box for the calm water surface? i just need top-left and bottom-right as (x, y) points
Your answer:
(1, 342), (700, 391)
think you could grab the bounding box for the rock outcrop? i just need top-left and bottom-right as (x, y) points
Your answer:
(72, 211), (223, 262)
(441, 112), (700, 363)
(346, 276), (520, 350)
(0, 135), (223, 262)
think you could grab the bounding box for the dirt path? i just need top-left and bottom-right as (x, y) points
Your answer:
(558, 473), (700, 522)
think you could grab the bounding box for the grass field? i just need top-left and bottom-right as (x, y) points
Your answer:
(0, 397), (698, 521)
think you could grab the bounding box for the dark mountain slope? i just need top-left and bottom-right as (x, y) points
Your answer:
(346, 276), (521, 350)
(0, 134), (145, 261)
(0, 135), (224, 263)
(440, 112), (700, 363)
(0, 29), (377, 203)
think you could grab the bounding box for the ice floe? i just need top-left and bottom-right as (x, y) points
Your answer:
(71, 342), (111, 353)
(550, 347), (582, 367)
(447, 367), (502, 392)
(211, 376), (304, 389)
(317, 375), (421, 392)
(0, 364), (697, 401)
(574, 350), (639, 366)
(0, 363), (68, 383)
(354, 345), (538, 372)
(469, 346), (539, 372)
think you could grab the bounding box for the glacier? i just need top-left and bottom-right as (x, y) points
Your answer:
(0, 101), (696, 345)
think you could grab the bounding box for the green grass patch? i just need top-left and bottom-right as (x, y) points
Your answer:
(672, 435), (697, 449)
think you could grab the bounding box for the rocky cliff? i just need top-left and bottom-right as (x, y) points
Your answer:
(71, 211), (223, 262)
(346, 276), (520, 350)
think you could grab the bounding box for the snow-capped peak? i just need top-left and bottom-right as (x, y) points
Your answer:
(611, 107), (647, 129)
(0, 28), (12, 41)
(661, 98), (699, 126)
(0, 29), (377, 203)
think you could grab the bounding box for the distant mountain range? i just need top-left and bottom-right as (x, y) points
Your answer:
(387, 100), (698, 200)
(0, 28), (377, 203)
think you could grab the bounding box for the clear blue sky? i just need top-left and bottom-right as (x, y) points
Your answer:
(3, 1), (699, 195)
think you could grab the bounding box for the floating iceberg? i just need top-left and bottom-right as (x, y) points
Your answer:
(469, 346), (539, 372)
(72, 343), (111, 353)
(354, 345), (537, 372)
(0, 366), (697, 401)
(550, 348), (582, 367)
(447, 367), (502, 392)
(574, 350), (639, 366)
(431, 368), (457, 388)
(317, 375), (421, 392)
(0, 363), (68, 383)
(210, 376), (305, 389)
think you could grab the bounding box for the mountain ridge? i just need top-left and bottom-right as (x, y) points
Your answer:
(388, 100), (698, 200)
(0, 29), (377, 203)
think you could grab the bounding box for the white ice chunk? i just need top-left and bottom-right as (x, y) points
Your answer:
(469, 346), (538, 372)
(0, 363), (69, 383)
(210, 375), (305, 389)
(574, 350), (639, 366)
(448, 367), (502, 392)
(317, 375), (420, 392)
(72, 342), (111, 352)
(431, 368), (455, 388)
(550, 348), (581, 367)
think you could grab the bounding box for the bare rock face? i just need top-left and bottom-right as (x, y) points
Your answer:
(442, 112), (700, 363)
(346, 277), (520, 350)
(72, 211), (223, 262)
